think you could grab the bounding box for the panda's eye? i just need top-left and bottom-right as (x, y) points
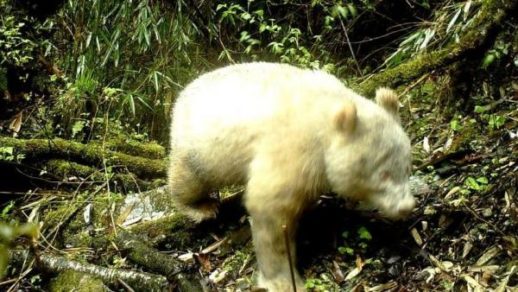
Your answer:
(380, 171), (391, 181)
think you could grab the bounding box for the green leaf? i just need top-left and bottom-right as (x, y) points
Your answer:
(420, 29), (435, 50)
(254, 9), (264, 19)
(333, 4), (348, 19)
(0, 147), (13, 156)
(465, 177), (481, 191)
(447, 8), (462, 33)
(474, 105), (490, 113)
(152, 71), (159, 92)
(259, 23), (267, 33)
(476, 177), (488, 185)
(358, 226), (372, 241)
(127, 94), (136, 116)
(135, 95), (153, 111)
(71, 120), (85, 138)
(347, 4), (358, 17)
(1, 201), (15, 220)
(240, 12), (251, 21)
(338, 246), (354, 255)
(216, 4), (227, 11)
(481, 53), (495, 69)
(488, 115), (505, 129)
(239, 31), (250, 42)
(450, 119), (462, 131)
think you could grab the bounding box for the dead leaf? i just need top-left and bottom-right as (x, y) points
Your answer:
(178, 252), (194, 262)
(475, 246), (500, 266)
(193, 253), (212, 272)
(331, 260), (345, 283)
(83, 203), (92, 224)
(342, 256), (365, 281)
(4, 90), (12, 101)
(445, 186), (461, 199)
(355, 255), (364, 269)
(411, 228), (423, 246)
(462, 241), (473, 258)
(117, 202), (137, 226)
(201, 237), (227, 254)
(209, 268), (227, 284)
(495, 265), (516, 292)
(367, 281), (398, 292)
(421, 221), (428, 232)
(444, 135), (453, 151)
(9, 111), (23, 137)
(423, 136), (431, 153)
(344, 266), (362, 281)
(468, 265), (499, 273)
(421, 266), (438, 283)
(429, 255), (452, 272)
(462, 274), (485, 289)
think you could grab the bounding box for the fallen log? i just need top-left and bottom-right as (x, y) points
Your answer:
(9, 249), (170, 291)
(113, 230), (203, 291)
(40, 159), (163, 191)
(0, 137), (166, 179)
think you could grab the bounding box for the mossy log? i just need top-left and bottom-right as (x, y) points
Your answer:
(9, 249), (170, 291)
(354, 0), (518, 96)
(41, 159), (163, 191)
(0, 137), (167, 179)
(112, 230), (203, 291)
(90, 139), (166, 160)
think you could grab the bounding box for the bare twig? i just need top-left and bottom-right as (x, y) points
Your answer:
(117, 278), (136, 292)
(339, 18), (362, 76)
(283, 224), (297, 292)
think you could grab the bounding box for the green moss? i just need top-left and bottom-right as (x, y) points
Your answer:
(42, 159), (161, 192)
(49, 270), (105, 292)
(354, 48), (451, 97)
(0, 137), (167, 179)
(221, 249), (252, 275)
(127, 212), (192, 242)
(45, 159), (94, 177)
(43, 192), (124, 249)
(353, 0), (517, 97)
(96, 139), (166, 159)
(43, 194), (85, 230)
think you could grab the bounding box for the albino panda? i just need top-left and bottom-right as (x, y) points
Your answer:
(168, 63), (415, 291)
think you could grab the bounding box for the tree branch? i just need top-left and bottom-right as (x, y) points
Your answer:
(354, 0), (518, 96)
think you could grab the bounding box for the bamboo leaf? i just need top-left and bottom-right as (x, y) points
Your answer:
(447, 8), (462, 33)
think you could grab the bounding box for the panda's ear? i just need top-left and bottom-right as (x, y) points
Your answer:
(375, 87), (400, 119)
(334, 100), (357, 134)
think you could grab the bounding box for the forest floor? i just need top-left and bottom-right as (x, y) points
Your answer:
(1, 79), (516, 292)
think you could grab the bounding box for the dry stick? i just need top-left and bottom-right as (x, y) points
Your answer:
(117, 278), (136, 292)
(339, 18), (362, 77)
(398, 73), (430, 99)
(282, 224), (297, 292)
(0, 278), (17, 287)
